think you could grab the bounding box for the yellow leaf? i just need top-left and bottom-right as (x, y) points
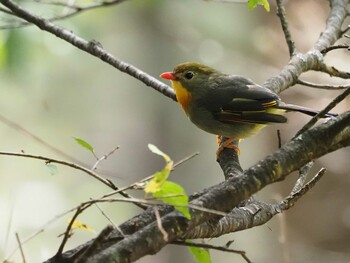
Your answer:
(144, 160), (173, 193)
(148, 144), (171, 163)
(68, 218), (96, 234)
(145, 144), (174, 194)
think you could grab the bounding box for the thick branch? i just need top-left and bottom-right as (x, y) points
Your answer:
(48, 112), (350, 263)
(186, 166), (326, 239)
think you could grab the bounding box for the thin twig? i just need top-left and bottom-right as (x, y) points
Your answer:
(15, 232), (26, 263)
(278, 168), (327, 211)
(9, 193), (226, 262)
(276, 0), (296, 56)
(174, 152), (199, 167)
(0, 0), (129, 29)
(0, 151), (149, 210)
(321, 43), (350, 54)
(91, 145), (120, 171)
(317, 63), (350, 79)
(56, 205), (88, 256)
(154, 206), (168, 241)
(292, 161), (314, 194)
(92, 200), (123, 235)
(101, 152), (199, 200)
(277, 129), (282, 148)
(297, 79), (350, 90)
(294, 87), (350, 138)
(172, 240), (252, 263)
(0, 151), (116, 189)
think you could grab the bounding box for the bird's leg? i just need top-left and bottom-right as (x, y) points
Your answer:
(216, 136), (240, 158)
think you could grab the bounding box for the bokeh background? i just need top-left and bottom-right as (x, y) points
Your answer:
(1, 0), (349, 262)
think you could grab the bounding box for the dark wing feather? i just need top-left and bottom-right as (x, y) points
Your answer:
(218, 111), (287, 124)
(214, 83), (287, 124)
(276, 102), (338, 118)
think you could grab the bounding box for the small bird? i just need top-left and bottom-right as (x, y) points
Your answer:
(160, 62), (336, 156)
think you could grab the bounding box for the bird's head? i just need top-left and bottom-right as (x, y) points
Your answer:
(160, 62), (219, 114)
(160, 62), (218, 92)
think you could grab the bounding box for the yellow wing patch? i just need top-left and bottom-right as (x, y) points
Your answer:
(262, 100), (278, 108)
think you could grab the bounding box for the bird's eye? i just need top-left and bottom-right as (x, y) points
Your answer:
(184, 71), (194, 80)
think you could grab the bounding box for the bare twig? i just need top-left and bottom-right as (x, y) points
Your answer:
(297, 79), (350, 90)
(0, 0), (129, 29)
(278, 168), (327, 211)
(276, 0), (296, 56)
(317, 63), (350, 79)
(277, 129), (282, 148)
(0, 151), (150, 210)
(172, 240), (251, 263)
(101, 152), (199, 200)
(154, 206), (168, 241)
(292, 161), (314, 194)
(0, 151), (116, 189)
(295, 87), (350, 137)
(15, 232), (26, 263)
(321, 43), (350, 54)
(56, 205), (87, 256)
(92, 200), (123, 235)
(174, 152), (199, 167)
(91, 145), (120, 171)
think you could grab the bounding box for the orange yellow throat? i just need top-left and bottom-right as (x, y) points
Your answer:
(171, 80), (192, 114)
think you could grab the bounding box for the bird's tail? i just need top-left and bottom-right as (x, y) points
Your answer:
(276, 103), (337, 118)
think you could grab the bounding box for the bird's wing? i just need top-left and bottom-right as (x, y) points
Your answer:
(215, 84), (287, 124)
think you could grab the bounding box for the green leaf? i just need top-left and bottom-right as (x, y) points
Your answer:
(152, 181), (191, 219)
(248, 0), (270, 11)
(46, 164), (58, 175)
(145, 144), (190, 218)
(73, 137), (94, 153)
(144, 169), (171, 193)
(188, 244), (211, 263)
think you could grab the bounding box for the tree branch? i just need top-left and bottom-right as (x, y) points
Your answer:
(0, 0), (129, 29)
(264, 0), (349, 94)
(47, 111), (350, 263)
(0, 0), (176, 101)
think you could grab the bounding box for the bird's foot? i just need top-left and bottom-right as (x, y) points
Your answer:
(216, 136), (240, 158)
